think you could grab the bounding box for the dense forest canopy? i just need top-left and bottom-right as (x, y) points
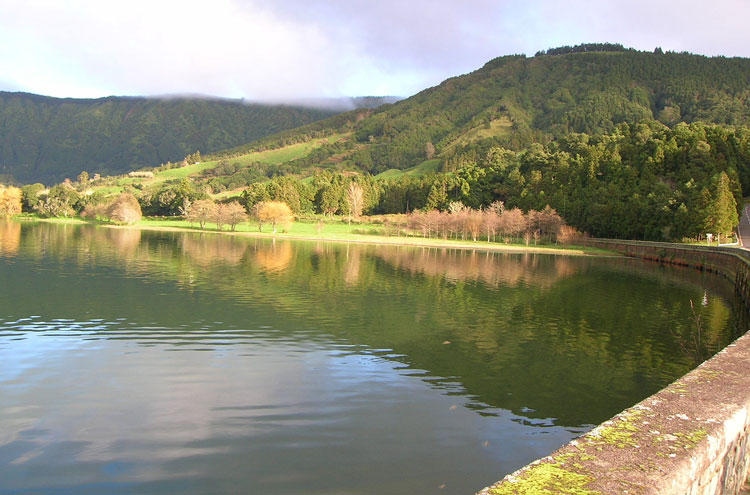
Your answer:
(339, 49), (750, 176)
(202, 121), (744, 242)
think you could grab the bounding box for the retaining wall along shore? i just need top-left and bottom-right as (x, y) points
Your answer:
(479, 240), (750, 495)
(587, 239), (750, 310)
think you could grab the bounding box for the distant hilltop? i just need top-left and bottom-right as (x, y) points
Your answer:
(534, 42), (636, 56)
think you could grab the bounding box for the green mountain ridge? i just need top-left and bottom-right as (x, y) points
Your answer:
(189, 47), (750, 178)
(344, 49), (750, 174)
(0, 92), (348, 184)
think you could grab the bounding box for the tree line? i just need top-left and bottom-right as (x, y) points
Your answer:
(403, 204), (575, 245)
(433, 121), (746, 241)
(534, 43), (633, 56)
(214, 120), (746, 242)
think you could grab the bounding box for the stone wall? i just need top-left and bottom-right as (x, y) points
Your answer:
(479, 241), (750, 495)
(586, 239), (750, 305)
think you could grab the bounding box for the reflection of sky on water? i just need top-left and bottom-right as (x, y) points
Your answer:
(0, 317), (574, 494)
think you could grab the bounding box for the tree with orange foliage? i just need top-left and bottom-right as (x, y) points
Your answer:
(256, 201), (294, 233)
(0, 185), (22, 218)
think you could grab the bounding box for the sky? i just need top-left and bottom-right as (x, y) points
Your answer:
(0, 0), (748, 101)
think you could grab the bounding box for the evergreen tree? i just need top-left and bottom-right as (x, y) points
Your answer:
(425, 181), (448, 211)
(703, 172), (738, 240)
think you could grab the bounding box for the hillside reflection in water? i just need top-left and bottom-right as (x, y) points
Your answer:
(0, 221), (744, 495)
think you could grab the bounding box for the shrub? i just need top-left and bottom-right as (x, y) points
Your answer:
(106, 193), (142, 224)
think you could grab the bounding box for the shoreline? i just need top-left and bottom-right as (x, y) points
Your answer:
(13, 216), (617, 257)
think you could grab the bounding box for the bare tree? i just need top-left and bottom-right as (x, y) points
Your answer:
(482, 209), (499, 242)
(408, 211), (428, 237)
(82, 203), (106, 220)
(447, 202), (468, 240)
(502, 208), (527, 240)
(426, 209), (442, 238)
(523, 230), (532, 246)
(402, 204), (572, 246)
(557, 225), (582, 245)
(425, 141), (435, 160)
(222, 201), (247, 231)
(526, 209), (541, 235)
(347, 182), (364, 224)
(538, 205), (563, 242)
(212, 204), (230, 231)
(186, 199), (216, 229)
(465, 209), (483, 241)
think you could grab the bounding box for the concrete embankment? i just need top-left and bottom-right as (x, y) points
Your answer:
(480, 240), (750, 495)
(586, 239), (750, 310)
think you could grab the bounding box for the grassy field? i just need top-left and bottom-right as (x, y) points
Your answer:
(89, 133), (352, 196)
(448, 116), (514, 148)
(139, 216), (371, 236)
(157, 162), (216, 179)
(195, 133), (350, 170)
(375, 159), (442, 179)
(93, 185), (126, 195)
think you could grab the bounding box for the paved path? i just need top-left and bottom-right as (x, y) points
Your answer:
(738, 204), (750, 249)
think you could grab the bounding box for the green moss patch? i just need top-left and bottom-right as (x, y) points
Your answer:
(591, 410), (644, 449)
(489, 455), (598, 495)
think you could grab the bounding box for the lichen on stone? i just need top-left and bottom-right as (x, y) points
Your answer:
(674, 429), (708, 450)
(590, 410), (644, 449)
(489, 454), (599, 495)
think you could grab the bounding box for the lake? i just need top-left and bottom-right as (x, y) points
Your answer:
(0, 221), (745, 494)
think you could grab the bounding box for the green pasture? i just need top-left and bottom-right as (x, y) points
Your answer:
(192, 133), (350, 172)
(375, 159), (442, 180)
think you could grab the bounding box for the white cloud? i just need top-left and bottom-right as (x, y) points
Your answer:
(0, 0), (361, 98)
(1, 0), (749, 99)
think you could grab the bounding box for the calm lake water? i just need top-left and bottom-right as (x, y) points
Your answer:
(0, 221), (745, 495)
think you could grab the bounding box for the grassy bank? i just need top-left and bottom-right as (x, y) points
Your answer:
(12, 214), (616, 256)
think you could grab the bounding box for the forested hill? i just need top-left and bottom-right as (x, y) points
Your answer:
(327, 48), (750, 174)
(176, 46), (750, 242)
(0, 92), (343, 184)
(11, 47), (750, 242)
